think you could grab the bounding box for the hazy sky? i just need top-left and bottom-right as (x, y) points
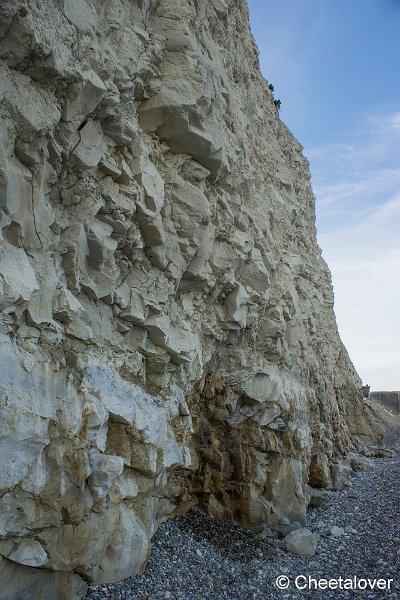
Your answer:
(247, 0), (400, 391)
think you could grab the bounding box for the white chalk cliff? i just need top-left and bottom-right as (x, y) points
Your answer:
(0, 1), (379, 598)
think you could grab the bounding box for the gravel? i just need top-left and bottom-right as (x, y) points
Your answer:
(85, 441), (399, 600)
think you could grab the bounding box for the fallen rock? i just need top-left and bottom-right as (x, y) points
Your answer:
(284, 528), (318, 556)
(307, 485), (329, 508)
(330, 460), (353, 490)
(258, 527), (279, 539)
(271, 520), (302, 539)
(347, 452), (375, 470)
(372, 447), (395, 458)
(344, 526), (358, 534)
(328, 525), (345, 537)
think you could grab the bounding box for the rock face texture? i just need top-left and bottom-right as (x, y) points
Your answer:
(0, 0), (378, 598)
(371, 392), (400, 415)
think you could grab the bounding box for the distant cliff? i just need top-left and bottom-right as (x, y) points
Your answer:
(0, 0), (379, 598)
(371, 392), (400, 415)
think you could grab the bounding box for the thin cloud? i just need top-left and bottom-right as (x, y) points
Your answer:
(367, 111), (400, 132)
(309, 108), (400, 236)
(319, 190), (400, 390)
(315, 168), (400, 210)
(308, 109), (400, 173)
(311, 107), (400, 390)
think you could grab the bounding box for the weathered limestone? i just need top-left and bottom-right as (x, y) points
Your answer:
(0, 0), (381, 597)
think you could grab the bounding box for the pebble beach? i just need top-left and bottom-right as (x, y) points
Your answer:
(85, 437), (400, 600)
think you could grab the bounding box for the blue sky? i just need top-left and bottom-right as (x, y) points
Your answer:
(248, 0), (400, 390)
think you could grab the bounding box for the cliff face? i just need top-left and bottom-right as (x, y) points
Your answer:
(0, 0), (377, 598)
(371, 392), (400, 415)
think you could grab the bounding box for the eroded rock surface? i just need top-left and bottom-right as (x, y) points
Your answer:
(0, 0), (380, 598)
